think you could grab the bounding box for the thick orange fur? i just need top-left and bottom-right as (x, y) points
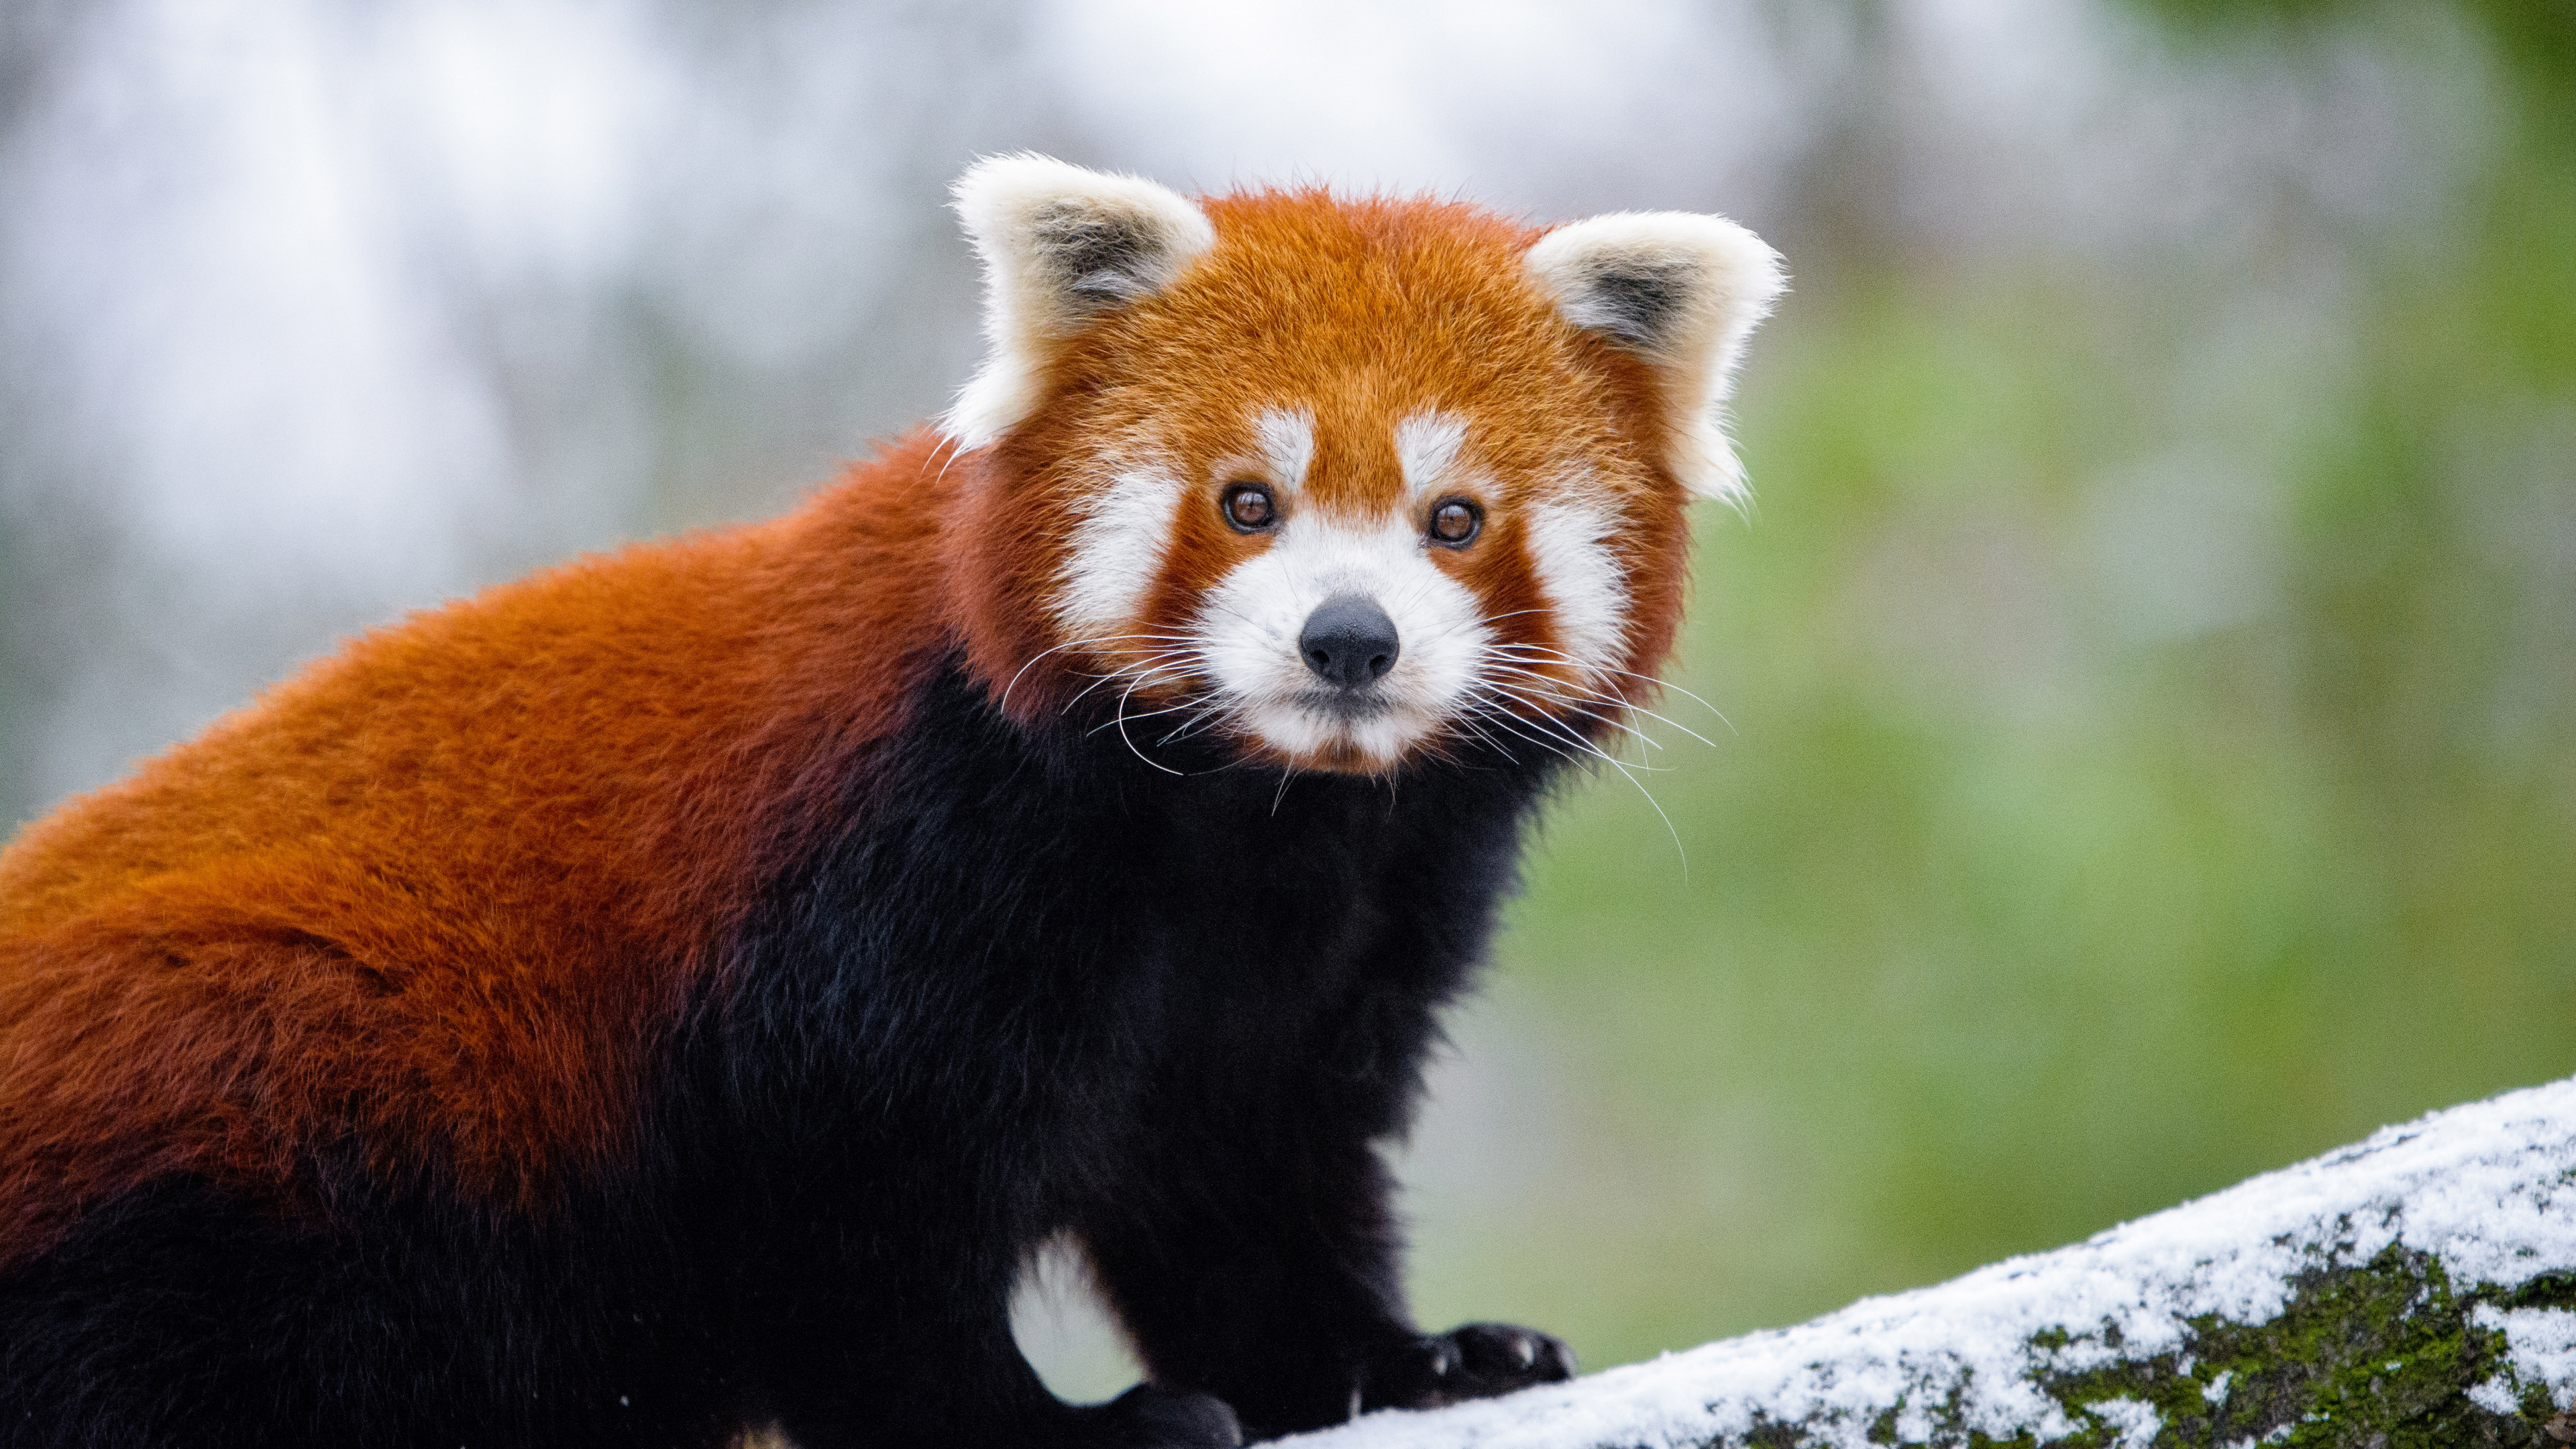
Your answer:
(0, 189), (1707, 1272)
(0, 432), (958, 1263)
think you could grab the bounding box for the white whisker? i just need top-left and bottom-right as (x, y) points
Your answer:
(1487, 644), (1735, 735)
(1110, 672), (1185, 775)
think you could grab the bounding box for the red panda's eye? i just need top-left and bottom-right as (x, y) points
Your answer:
(1428, 499), (1482, 547)
(1224, 484), (1277, 533)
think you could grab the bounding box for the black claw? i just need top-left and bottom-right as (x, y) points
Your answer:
(1363, 1323), (1576, 1411)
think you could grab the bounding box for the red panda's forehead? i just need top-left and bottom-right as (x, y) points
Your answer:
(1057, 191), (1648, 509)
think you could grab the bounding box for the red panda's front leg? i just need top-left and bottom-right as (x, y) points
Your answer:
(1077, 1053), (1574, 1440)
(1079, 1134), (1408, 1438)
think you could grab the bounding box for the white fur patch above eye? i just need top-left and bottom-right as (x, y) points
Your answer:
(1252, 408), (1316, 494)
(1394, 412), (1468, 502)
(943, 155), (1217, 451)
(1525, 211), (1785, 503)
(1055, 465), (1183, 639)
(1521, 497), (1630, 678)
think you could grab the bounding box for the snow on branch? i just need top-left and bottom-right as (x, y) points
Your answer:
(1295, 1079), (2576, 1448)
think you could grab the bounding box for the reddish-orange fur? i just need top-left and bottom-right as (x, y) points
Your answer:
(0, 189), (1701, 1270)
(0, 433), (957, 1263)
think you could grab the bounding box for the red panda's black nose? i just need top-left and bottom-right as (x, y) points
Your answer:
(1299, 596), (1401, 689)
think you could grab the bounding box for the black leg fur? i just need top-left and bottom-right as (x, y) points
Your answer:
(1, 654), (1572, 1446)
(696, 659), (1570, 1442)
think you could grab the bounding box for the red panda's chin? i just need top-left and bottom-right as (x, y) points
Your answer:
(1233, 693), (1452, 775)
(1271, 739), (1391, 774)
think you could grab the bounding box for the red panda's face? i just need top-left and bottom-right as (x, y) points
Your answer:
(943, 160), (1783, 775)
(1055, 401), (1581, 773)
(1023, 302), (1656, 775)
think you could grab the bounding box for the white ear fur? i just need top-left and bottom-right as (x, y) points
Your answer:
(1524, 213), (1786, 502)
(941, 154), (1218, 450)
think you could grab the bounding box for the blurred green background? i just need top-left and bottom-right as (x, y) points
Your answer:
(3, 0), (2571, 1396)
(1410, 0), (2576, 1368)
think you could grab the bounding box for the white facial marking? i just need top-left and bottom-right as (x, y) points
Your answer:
(1160, 421), (1635, 770)
(1191, 511), (1489, 769)
(1523, 496), (1631, 680)
(1057, 464), (1182, 638)
(1394, 411), (1468, 502)
(1252, 407), (1315, 496)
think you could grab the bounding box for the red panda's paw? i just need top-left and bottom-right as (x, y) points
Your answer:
(1361, 1322), (1578, 1411)
(1075, 1383), (1243, 1448)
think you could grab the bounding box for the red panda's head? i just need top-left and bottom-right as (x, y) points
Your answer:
(936, 156), (1782, 775)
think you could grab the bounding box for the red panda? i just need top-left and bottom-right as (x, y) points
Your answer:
(0, 156), (1782, 1448)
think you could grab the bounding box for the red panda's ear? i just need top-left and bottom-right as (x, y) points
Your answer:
(1525, 213), (1786, 503)
(941, 154), (1216, 451)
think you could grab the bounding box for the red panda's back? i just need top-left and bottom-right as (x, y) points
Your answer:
(0, 430), (955, 1263)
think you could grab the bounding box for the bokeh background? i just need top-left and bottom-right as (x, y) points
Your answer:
(3, 0), (2570, 1401)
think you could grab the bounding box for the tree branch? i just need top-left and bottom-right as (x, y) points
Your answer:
(1294, 1079), (2576, 1448)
